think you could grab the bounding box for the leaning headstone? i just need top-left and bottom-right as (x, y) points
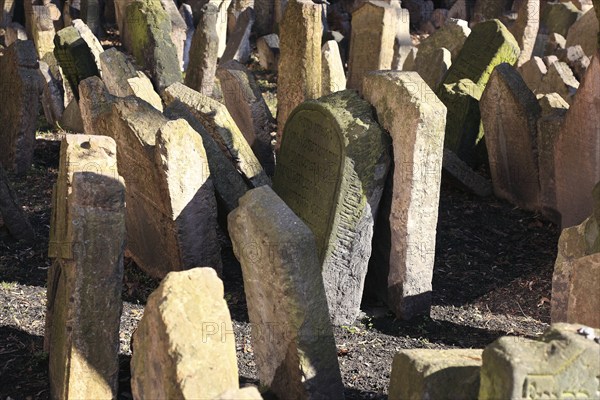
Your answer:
(257, 33), (279, 71)
(122, 0), (181, 91)
(216, 60), (275, 176)
(481, 63), (542, 211)
(556, 44), (590, 80)
(162, 82), (271, 189)
(59, 99), (85, 133)
(509, 0), (540, 67)
(46, 134), (125, 400)
(228, 186), (345, 399)
(518, 55), (547, 92)
(78, 77), (221, 278)
(71, 19), (103, 74)
(411, 18), (470, 68)
(160, 0), (187, 71)
(80, 0), (100, 35)
(321, 40), (346, 95)
(479, 323), (600, 399)
(184, 2), (219, 96)
(29, 4), (56, 60)
(0, 40), (44, 175)
(39, 60), (66, 126)
(114, 0), (134, 35)
(565, 8), (599, 57)
(389, 349), (483, 400)
(347, 0), (396, 94)
(220, 7), (254, 64)
(1, 0), (16, 26)
(416, 47), (451, 90)
(363, 71), (446, 320)
(541, 1), (582, 37)
(442, 148), (493, 197)
(538, 60), (580, 104)
(131, 268), (239, 398)
(0, 164), (34, 242)
(276, 0), (322, 138)
(389, 1), (412, 70)
(273, 90), (391, 325)
(179, 3), (194, 70)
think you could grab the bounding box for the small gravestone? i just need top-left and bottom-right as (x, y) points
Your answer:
(131, 268), (239, 398)
(60, 98), (85, 133)
(257, 33), (279, 71)
(347, 0), (396, 94)
(46, 134), (125, 399)
(29, 4), (56, 60)
(509, 0), (539, 67)
(566, 8), (598, 57)
(185, 2), (218, 96)
(71, 19), (104, 74)
(557, 45), (590, 81)
(415, 46), (451, 90)
(0, 40), (44, 175)
(442, 148), (493, 197)
(80, 0), (100, 35)
(39, 60), (66, 127)
(179, 3), (194, 70)
(481, 63), (542, 211)
(273, 90), (391, 325)
(0, 164), (34, 242)
(216, 60), (275, 176)
(363, 71), (446, 320)
(411, 18), (470, 68)
(542, 1), (582, 37)
(321, 39), (346, 95)
(276, 0), (322, 138)
(228, 186), (345, 399)
(114, 0), (134, 35)
(479, 323), (600, 399)
(518, 56), (547, 92)
(159, 0), (187, 71)
(389, 1), (411, 70)
(539, 60), (580, 104)
(220, 7), (254, 64)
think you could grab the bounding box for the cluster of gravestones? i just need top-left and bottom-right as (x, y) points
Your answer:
(0, 0), (599, 398)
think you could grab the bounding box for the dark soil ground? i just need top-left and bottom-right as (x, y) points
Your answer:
(0, 128), (560, 399)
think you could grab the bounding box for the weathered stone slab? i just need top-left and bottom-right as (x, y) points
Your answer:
(518, 55), (547, 92)
(160, 0), (187, 71)
(123, 0), (181, 91)
(557, 44), (590, 80)
(163, 82), (271, 189)
(80, 0), (100, 35)
(79, 77), (221, 278)
(389, 349), (483, 400)
(0, 0), (16, 27)
(539, 60), (580, 104)
(71, 19), (103, 74)
(217, 60), (275, 176)
(273, 90), (391, 325)
(416, 46), (451, 90)
(347, 0), (395, 94)
(542, 1), (582, 37)
(0, 164), (34, 242)
(442, 148), (492, 197)
(39, 59), (65, 127)
(29, 4), (56, 60)
(479, 323), (600, 399)
(472, 0), (512, 24)
(0, 40), (44, 175)
(390, 2), (411, 70)
(228, 185), (345, 399)
(184, 1), (218, 96)
(5, 22), (27, 46)
(221, 7), (254, 64)
(412, 18), (470, 68)
(59, 98), (85, 133)
(254, 0), (273, 36)
(363, 71), (446, 320)
(554, 51), (599, 227)
(114, 0), (134, 35)
(257, 33), (279, 71)
(179, 2), (194, 70)
(481, 63), (542, 211)
(276, 0), (322, 138)
(99, 47), (163, 111)
(46, 134), (125, 400)
(509, 0), (539, 67)
(546, 32), (567, 55)
(566, 8), (599, 57)
(321, 39), (346, 95)
(131, 268), (238, 398)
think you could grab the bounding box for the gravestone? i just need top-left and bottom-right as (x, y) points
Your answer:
(276, 0), (322, 138)
(347, 0), (396, 94)
(411, 18), (470, 68)
(363, 71), (446, 320)
(228, 186), (345, 399)
(273, 90), (391, 325)
(39, 60), (66, 127)
(254, 0), (273, 36)
(160, 0), (187, 71)
(1, 0), (16, 26)
(60, 98), (85, 132)
(509, 0), (539, 67)
(557, 45), (590, 81)
(554, 51), (599, 227)
(389, 1), (412, 70)
(80, 0), (100, 35)
(114, 0), (134, 35)
(71, 19), (104, 74)
(257, 33), (279, 71)
(481, 63), (542, 211)
(565, 8), (599, 57)
(518, 56), (547, 92)
(46, 134), (125, 400)
(179, 3), (194, 70)
(185, 1), (218, 96)
(0, 164), (34, 242)
(442, 148), (493, 197)
(416, 47), (451, 90)
(29, 4), (56, 60)
(321, 40), (346, 95)
(78, 77), (221, 278)
(0, 40), (44, 175)
(220, 7), (254, 64)
(131, 268), (238, 398)
(542, 1), (582, 37)
(538, 60), (580, 104)
(546, 32), (567, 55)
(479, 323), (600, 399)
(216, 60), (275, 176)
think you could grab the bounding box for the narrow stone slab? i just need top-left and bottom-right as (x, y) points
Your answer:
(0, 164), (34, 242)
(442, 148), (492, 197)
(131, 268), (238, 398)
(220, 7), (254, 64)
(542, 1), (582, 37)
(46, 134), (125, 399)
(160, 0), (187, 71)
(30, 4), (56, 60)
(71, 19), (104, 75)
(509, 0), (539, 67)
(518, 56), (547, 93)
(539, 60), (580, 104)
(416, 46), (451, 90)
(273, 90), (391, 325)
(389, 349), (483, 400)
(162, 82), (271, 188)
(481, 63), (542, 211)
(479, 323), (600, 399)
(412, 18), (470, 68)
(566, 8), (599, 57)
(228, 185), (345, 399)
(39, 60), (66, 127)
(321, 40), (346, 95)
(363, 71), (446, 320)
(257, 33), (279, 71)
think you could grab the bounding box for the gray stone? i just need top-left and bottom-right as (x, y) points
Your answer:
(321, 39), (346, 95)
(540, 60), (580, 104)
(46, 134), (125, 399)
(273, 90), (391, 325)
(509, 0), (539, 67)
(254, 0), (274, 36)
(557, 44), (590, 80)
(0, 164), (34, 242)
(518, 55), (547, 92)
(389, 2), (412, 70)
(541, 1), (582, 37)
(39, 60), (65, 127)
(220, 7), (254, 64)
(80, 0), (100, 35)
(565, 8), (599, 57)
(179, 3), (194, 70)
(1, 0), (16, 27)
(442, 148), (492, 197)
(415, 47), (451, 90)
(546, 32), (567, 55)
(412, 18), (470, 68)
(59, 98), (84, 132)
(256, 33), (279, 71)
(228, 185), (345, 399)
(160, 0), (187, 71)
(71, 19), (103, 75)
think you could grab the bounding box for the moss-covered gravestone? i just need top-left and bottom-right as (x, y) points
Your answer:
(273, 90), (391, 325)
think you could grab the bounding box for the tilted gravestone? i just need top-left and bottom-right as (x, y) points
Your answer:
(273, 90), (391, 325)
(363, 71), (446, 320)
(228, 186), (345, 399)
(220, 6), (254, 64)
(565, 8), (598, 57)
(159, 0), (187, 71)
(321, 40), (346, 95)
(46, 134), (125, 399)
(185, 1), (219, 96)
(509, 0), (539, 67)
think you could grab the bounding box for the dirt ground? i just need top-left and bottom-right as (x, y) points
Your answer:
(0, 124), (560, 399)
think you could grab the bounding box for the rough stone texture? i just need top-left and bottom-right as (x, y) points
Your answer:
(546, 32), (567, 55)
(216, 60), (275, 176)
(542, 1), (582, 37)
(46, 134), (125, 400)
(518, 55), (547, 92)
(5, 22), (27, 46)
(539, 60), (580, 104)
(79, 77), (221, 278)
(509, 0), (539, 67)
(481, 63), (542, 211)
(390, 3), (411, 70)
(442, 148), (492, 197)
(276, 0), (322, 138)
(80, 0), (100, 35)
(557, 45), (591, 81)
(39, 60), (66, 127)
(184, 1), (219, 96)
(363, 71), (446, 320)
(273, 90), (391, 325)
(160, 0), (187, 71)
(228, 185), (345, 399)
(566, 8), (598, 57)
(388, 349), (483, 400)
(416, 47), (451, 90)
(0, 0), (16, 26)
(0, 164), (34, 242)
(402, 45), (418, 70)
(0, 40), (44, 175)
(221, 7), (254, 64)
(99, 47), (163, 111)
(131, 268), (238, 398)
(162, 82), (271, 188)
(479, 323), (600, 399)
(122, 0), (182, 91)
(411, 18), (470, 68)
(114, 0), (135, 35)
(347, 0), (396, 94)
(257, 33), (279, 71)
(254, 0), (273, 36)
(216, 387), (263, 399)
(30, 4), (56, 60)
(472, 0), (512, 23)
(60, 99), (85, 133)
(179, 3), (194, 70)
(554, 51), (600, 227)
(321, 40), (346, 95)
(71, 19), (104, 75)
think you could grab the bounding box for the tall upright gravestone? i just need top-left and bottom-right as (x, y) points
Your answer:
(273, 90), (391, 325)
